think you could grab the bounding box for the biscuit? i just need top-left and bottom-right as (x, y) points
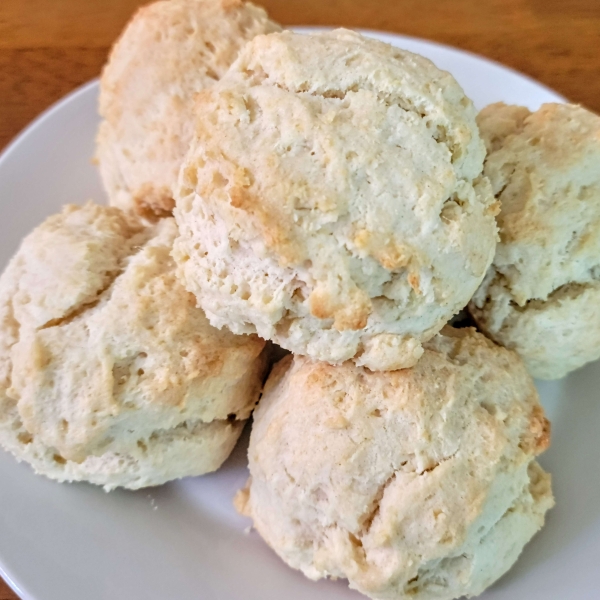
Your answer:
(174, 29), (498, 371)
(0, 203), (266, 490)
(238, 327), (553, 600)
(470, 102), (600, 379)
(96, 0), (280, 220)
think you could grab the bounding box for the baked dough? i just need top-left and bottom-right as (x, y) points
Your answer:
(238, 327), (553, 600)
(0, 203), (266, 490)
(470, 102), (600, 379)
(174, 29), (497, 371)
(96, 0), (280, 219)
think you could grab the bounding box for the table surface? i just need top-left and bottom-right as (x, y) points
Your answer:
(1, 0), (599, 597)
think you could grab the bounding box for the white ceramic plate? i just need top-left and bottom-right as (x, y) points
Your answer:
(0, 28), (598, 600)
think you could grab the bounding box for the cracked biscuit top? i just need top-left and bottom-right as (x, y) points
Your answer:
(470, 102), (600, 379)
(173, 29), (498, 371)
(237, 326), (553, 600)
(0, 203), (266, 489)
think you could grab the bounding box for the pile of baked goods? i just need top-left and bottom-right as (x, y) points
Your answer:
(1, 0), (599, 598)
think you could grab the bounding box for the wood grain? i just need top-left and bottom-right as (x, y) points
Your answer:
(0, 583), (14, 600)
(0, 0), (599, 597)
(0, 584), (14, 600)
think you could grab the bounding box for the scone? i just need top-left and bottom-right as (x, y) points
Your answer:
(237, 327), (553, 600)
(469, 102), (600, 379)
(174, 29), (498, 371)
(96, 0), (280, 219)
(0, 203), (267, 490)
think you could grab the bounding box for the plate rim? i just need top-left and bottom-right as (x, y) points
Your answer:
(0, 79), (99, 172)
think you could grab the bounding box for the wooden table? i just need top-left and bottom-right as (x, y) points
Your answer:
(0, 0), (599, 597)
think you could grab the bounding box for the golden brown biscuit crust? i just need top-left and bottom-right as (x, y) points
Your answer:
(470, 102), (600, 379)
(97, 0), (280, 218)
(174, 29), (497, 371)
(0, 203), (267, 489)
(241, 327), (553, 600)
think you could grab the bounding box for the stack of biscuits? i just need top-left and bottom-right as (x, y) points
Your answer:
(1, 1), (599, 599)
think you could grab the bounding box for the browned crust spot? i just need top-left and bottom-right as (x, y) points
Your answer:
(354, 233), (424, 299)
(407, 272), (421, 295)
(133, 184), (175, 222)
(309, 287), (371, 331)
(522, 403), (551, 455)
(354, 231), (413, 271)
(221, 0), (243, 10)
(486, 200), (501, 217)
(227, 180), (304, 267)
